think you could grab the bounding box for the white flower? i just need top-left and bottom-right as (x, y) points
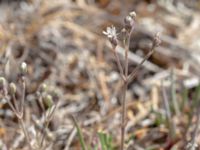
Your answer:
(103, 26), (118, 46)
(103, 26), (118, 39)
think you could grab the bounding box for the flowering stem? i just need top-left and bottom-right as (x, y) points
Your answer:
(103, 17), (160, 150)
(120, 31), (131, 150)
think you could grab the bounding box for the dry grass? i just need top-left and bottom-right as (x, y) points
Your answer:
(0, 0), (200, 149)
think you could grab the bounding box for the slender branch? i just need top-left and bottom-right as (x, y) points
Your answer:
(40, 118), (50, 148)
(113, 46), (125, 80)
(6, 97), (18, 116)
(161, 81), (176, 139)
(19, 118), (33, 150)
(127, 47), (154, 83)
(12, 94), (19, 113)
(40, 104), (57, 147)
(170, 69), (180, 116)
(125, 32), (131, 77)
(19, 77), (26, 118)
(188, 107), (200, 150)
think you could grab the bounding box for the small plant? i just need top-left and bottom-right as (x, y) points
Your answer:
(0, 62), (58, 150)
(98, 132), (114, 150)
(103, 11), (161, 150)
(0, 63), (33, 149)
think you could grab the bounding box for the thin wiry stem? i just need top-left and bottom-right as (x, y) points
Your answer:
(40, 104), (57, 148)
(113, 46), (125, 80)
(120, 81), (128, 150)
(120, 31), (131, 150)
(20, 77), (26, 116)
(12, 93), (19, 113)
(6, 97), (18, 116)
(127, 47), (155, 83)
(40, 119), (50, 149)
(170, 69), (180, 116)
(188, 107), (200, 150)
(19, 118), (33, 150)
(161, 81), (176, 139)
(124, 32), (131, 77)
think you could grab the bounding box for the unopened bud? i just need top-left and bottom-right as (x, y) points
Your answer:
(124, 15), (135, 32)
(9, 82), (16, 94)
(51, 89), (59, 101)
(43, 94), (54, 108)
(153, 32), (161, 47)
(20, 62), (28, 75)
(39, 83), (47, 93)
(0, 77), (6, 90)
(129, 11), (136, 18)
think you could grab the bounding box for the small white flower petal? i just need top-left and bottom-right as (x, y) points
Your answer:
(102, 31), (108, 35)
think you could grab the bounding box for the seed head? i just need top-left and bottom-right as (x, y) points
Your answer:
(103, 26), (118, 47)
(20, 62), (28, 75)
(9, 82), (16, 94)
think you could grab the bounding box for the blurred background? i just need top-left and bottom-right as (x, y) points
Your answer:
(1, 0), (200, 149)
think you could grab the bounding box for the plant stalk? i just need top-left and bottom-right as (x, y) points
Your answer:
(120, 81), (128, 150)
(19, 118), (33, 150)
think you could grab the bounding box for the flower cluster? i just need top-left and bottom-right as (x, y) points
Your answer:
(103, 11), (137, 48)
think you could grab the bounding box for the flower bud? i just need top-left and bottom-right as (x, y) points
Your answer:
(39, 83), (47, 93)
(129, 11), (136, 18)
(153, 32), (161, 47)
(9, 82), (16, 94)
(20, 62), (28, 75)
(51, 89), (59, 101)
(43, 94), (54, 108)
(0, 77), (6, 90)
(124, 15), (135, 32)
